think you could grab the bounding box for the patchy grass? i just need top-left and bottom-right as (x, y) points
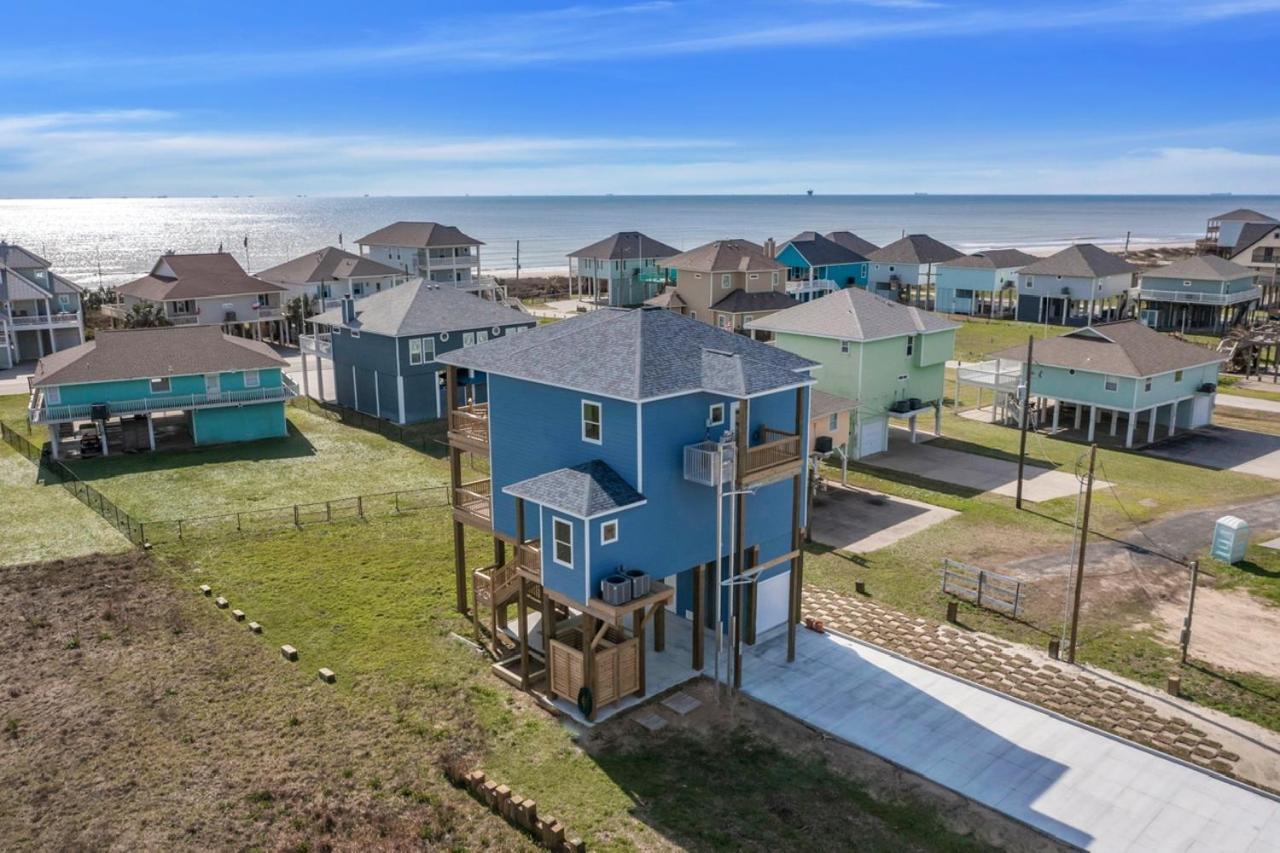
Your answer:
(1206, 544), (1280, 607)
(58, 402), (454, 521)
(948, 317), (1067, 362)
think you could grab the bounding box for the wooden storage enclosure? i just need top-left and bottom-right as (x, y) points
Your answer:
(547, 624), (640, 709)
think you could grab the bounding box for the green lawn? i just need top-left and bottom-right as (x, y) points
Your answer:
(56, 402), (455, 522)
(948, 317), (1067, 362)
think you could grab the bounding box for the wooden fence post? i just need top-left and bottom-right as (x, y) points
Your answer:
(293, 505), (300, 528)
(357, 495), (364, 518)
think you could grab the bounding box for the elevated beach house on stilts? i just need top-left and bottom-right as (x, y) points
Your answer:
(1136, 255), (1260, 333)
(567, 231), (679, 307)
(934, 249), (1038, 317)
(961, 321), (1223, 448)
(108, 252), (292, 343)
(1198, 209), (1280, 306)
(256, 246), (406, 310)
(1013, 243), (1138, 326)
(748, 287), (957, 459)
(865, 234), (963, 306)
(305, 280), (534, 423)
(438, 306), (816, 722)
(0, 242), (86, 368)
(653, 239), (797, 335)
(28, 325), (294, 458)
(774, 231), (875, 302)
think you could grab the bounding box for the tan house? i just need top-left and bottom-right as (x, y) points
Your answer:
(649, 239), (797, 335)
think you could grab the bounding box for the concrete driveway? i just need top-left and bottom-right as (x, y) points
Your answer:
(809, 483), (957, 553)
(1144, 426), (1280, 481)
(861, 429), (1103, 502)
(742, 629), (1280, 852)
(0, 364), (34, 397)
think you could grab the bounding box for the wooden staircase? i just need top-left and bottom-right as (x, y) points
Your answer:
(472, 562), (546, 660)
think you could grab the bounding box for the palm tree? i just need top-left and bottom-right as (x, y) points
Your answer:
(123, 302), (172, 328)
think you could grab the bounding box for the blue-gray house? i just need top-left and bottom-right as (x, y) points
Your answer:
(1136, 255), (1259, 333)
(309, 280), (535, 423)
(934, 249), (1037, 316)
(439, 307), (816, 719)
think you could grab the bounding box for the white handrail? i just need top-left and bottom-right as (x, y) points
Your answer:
(1138, 286), (1261, 306)
(31, 378), (298, 423)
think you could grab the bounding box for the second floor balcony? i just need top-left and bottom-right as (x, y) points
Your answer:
(684, 426), (803, 488)
(452, 477), (492, 530)
(299, 332), (332, 358)
(448, 402), (490, 454)
(8, 311), (80, 328)
(1139, 286), (1262, 306)
(30, 375), (298, 424)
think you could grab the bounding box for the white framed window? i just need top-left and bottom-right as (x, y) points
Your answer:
(906, 336), (915, 357)
(721, 273), (731, 289)
(1183, 280), (1192, 287)
(463, 332), (475, 347)
(58, 293), (72, 309)
(1104, 375), (1118, 392)
(860, 264), (868, 277)
(477, 330), (488, 343)
(772, 271), (779, 286)
(600, 519), (619, 545)
(828, 413), (839, 431)
(422, 337), (435, 361)
(748, 273), (759, 280)
(243, 369), (261, 388)
(718, 314), (732, 330)
(743, 314), (753, 325)
(150, 377), (170, 393)
(553, 518), (574, 567)
(1025, 276), (1034, 287)
(409, 338), (423, 365)
(708, 403), (725, 426)
(840, 340), (851, 354)
(694, 273), (702, 279)
(45, 386), (60, 405)
(581, 400), (602, 444)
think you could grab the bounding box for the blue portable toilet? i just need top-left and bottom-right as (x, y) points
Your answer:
(1211, 515), (1249, 564)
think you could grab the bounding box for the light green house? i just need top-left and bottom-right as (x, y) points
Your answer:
(747, 287), (958, 458)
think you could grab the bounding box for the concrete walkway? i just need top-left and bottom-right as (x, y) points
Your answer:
(1218, 393), (1280, 415)
(742, 630), (1280, 852)
(862, 430), (1106, 502)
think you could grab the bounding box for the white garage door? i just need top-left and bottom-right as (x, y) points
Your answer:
(1191, 395), (1213, 428)
(754, 570), (791, 634)
(857, 415), (888, 459)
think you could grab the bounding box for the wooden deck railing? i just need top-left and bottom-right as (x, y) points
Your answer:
(453, 478), (492, 522)
(742, 428), (801, 478)
(515, 540), (541, 580)
(448, 403), (489, 447)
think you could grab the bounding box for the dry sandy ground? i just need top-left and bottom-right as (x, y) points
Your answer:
(0, 552), (529, 851)
(1155, 587), (1280, 680)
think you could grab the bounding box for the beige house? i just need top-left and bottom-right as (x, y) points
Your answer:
(648, 238), (797, 335)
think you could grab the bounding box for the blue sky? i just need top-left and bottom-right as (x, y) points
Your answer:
(4, 0), (1280, 196)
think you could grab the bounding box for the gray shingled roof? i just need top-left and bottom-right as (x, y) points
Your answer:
(710, 289), (798, 313)
(781, 232), (870, 266)
(568, 231), (679, 260)
(1231, 222), (1280, 253)
(119, 253), (285, 301)
(436, 306), (816, 401)
(310, 279), (533, 337)
(33, 325), (286, 386)
(825, 231), (879, 257)
(644, 285), (685, 309)
(663, 239), (784, 273)
(810, 389), (859, 420)
(867, 234), (963, 266)
(1213, 208), (1277, 223)
(990, 321), (1223, 378)
(940, 249), (1039, 270)
(1142, 255), (1256, 283)
(503, 460), (644, 518)
(355, 221), (483, 248)
(746, 286), (958, 342)
(1017, 244), (1138, 278)
(257, 247), (403, 286)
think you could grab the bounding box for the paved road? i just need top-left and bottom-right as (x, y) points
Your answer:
(743, 629), (1280, 852)
(1218, 393), (1280, 415)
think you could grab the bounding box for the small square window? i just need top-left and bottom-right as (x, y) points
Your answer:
(477, 330), (488, 343)
(409, 338), (423, 365)
(1144, 378), (1153, 392)
(840, 340), (851, 354)
(721, 273), (732, 289)
(463, 332), (475, 347)
(243, 369), (260, 388)
(1174, 370), (1183, 382)
(748, 273), (759, 280)
(1104, 376), (1119, 392)
(906, 337), (915, 357)
(600, 520), (619, 545)
(581, 400), (602, 444)
(150, 377), (170, 393)
(708, 403), (725, 426)
(828, 413), (839, 431)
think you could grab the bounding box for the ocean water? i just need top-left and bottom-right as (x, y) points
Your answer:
(1, 194), (1276, 289)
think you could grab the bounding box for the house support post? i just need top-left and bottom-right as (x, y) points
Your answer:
(300, 350), (311, 399)
(788, 386), (805, 663)
(582, 613), (597, 721)
(146, 414), (156, 451)
(1086, 405), (1097, 443)
(447, 364), (467, 614)
(732, 398), (748, 689)
(517, 577), (530, 691)
(1168, 401), (1177, 437)
(1109, 408), (1119, 437)
(692, 562), (706, 670)
(541, 587), (555, 665)
(1124, 409), (1136, 448)
(48, 424), (59, 459)
(1147, 406), (1158, 444)
(632, 608), (646, 698)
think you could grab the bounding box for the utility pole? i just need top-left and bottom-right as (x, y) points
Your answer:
(1015, 335), (1034, 510)
(513, 240), (521, 282)
(1066, 444), (1098, 664)
(1180, 560), (1200, 664)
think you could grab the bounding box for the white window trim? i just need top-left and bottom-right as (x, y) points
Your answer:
(463, 332), (475, 347)
(840, 340), (851, 354)
(552, 517), (574, 568)
(1104, 375), (1119, 392)
(409, 338), (423, 365)
(350, 329), (360, 338)
(581, 399), (603, 444)
(45, 386), (61, 405)
(906, 337), (915, 357)
(721, 273), (732, 289)
(422, 337), (435, 361)
(708, 402), (725, 426)
(600, 519), (619, 545)
(243, 369), (261, 389)
(150, 377), (171, 393)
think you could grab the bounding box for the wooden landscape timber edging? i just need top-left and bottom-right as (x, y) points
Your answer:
(940, 558), (1023, 618)
(444, 766), (585, 852)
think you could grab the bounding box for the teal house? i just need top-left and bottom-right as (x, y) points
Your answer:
(935, 249), (1038, 316)
(775, 231), (876, 301)
(978, 321), (1222, 448)
(29, 325), (295, 458)
(1136, 255), (1260, 333)
(748, 287), (958, 459)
